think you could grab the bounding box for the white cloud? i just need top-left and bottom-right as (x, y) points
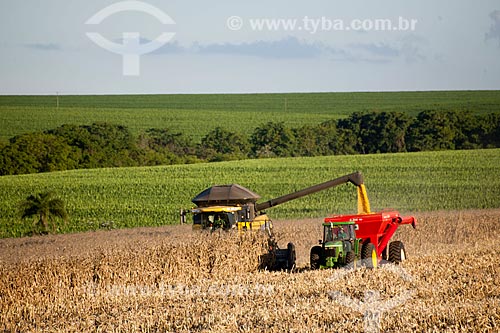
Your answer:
(486, 10), (500, 46)
(195, 36), (325, 59)
(23, 43), (61, 51)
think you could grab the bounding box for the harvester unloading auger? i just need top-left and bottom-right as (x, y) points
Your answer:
(182, 171), (378, 270)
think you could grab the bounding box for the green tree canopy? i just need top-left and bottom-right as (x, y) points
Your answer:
(200, 127), (249, 161)
(0, 132), (79, 175)
(48, 123), (138, 168)
(406, 110), (460, 151)
(251, 122), (297, 158)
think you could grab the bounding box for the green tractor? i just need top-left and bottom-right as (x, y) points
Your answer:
(310, 221), (363, 269)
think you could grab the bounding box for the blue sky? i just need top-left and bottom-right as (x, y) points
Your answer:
(1, 0), (499, 94)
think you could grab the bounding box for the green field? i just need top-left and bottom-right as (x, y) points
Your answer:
(1, 91), (500, 141)
(1, 149), (499, 238)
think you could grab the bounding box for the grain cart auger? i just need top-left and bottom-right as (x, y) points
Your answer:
(183, 171), (370, 271)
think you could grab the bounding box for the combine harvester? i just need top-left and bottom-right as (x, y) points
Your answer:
(184, 171), (416, 270)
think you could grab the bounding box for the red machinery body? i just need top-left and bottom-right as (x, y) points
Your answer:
(324, 211), (416, 259)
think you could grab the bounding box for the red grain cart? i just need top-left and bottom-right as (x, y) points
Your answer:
(324, 211), (416, 266)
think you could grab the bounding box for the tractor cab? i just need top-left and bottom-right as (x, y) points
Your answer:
(323, 223), (356, 242)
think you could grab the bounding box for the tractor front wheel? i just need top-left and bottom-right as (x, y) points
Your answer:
(310, 246), (322, 270)
(345, 251), (355, 266)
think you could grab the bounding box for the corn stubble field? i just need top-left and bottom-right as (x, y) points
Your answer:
(1, 209), (499, 332)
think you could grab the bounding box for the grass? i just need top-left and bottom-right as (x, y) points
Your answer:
(1, 149), (499, 238)
(0, 106), (338, 142)
(1, 90), (500, 141)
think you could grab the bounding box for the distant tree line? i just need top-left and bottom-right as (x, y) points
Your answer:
(1, 110), (499, 175)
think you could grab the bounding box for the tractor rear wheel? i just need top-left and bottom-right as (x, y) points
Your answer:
(287, 243), (296, 270)
(345, 251), (355, 266)
(388, 241), (406, 264)
(310, 246), (322, 270)
(361, 243), (378, 269)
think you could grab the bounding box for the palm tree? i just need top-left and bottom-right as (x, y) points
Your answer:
(20, 191), (68, 233)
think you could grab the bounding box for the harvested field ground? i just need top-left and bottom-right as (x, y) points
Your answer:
(1, 209), (499, 332)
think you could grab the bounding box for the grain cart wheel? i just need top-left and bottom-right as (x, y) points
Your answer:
(388, 241), (406, 264)
(287, 243), (296, 270)
(381, 246), (389, 261)
(310, 246), (322, 270)
(345, 251), (355, 266)
(361, 243), (378, 269)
